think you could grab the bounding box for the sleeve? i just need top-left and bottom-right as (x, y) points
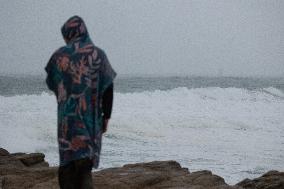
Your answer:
(102, 83), (114, 119)
(44, 54), (62, 95)
(99, 51), (117, 94)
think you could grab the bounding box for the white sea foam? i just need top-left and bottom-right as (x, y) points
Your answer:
(263, 87), (284, 98)
(0, 87), (283, 184)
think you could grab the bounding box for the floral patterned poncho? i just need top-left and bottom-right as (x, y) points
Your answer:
(45, 16), (116, 168)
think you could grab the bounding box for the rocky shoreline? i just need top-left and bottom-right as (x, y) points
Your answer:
(0, 148), (283, 189)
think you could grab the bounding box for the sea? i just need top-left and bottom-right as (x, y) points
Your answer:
(0, 75), (283, 184)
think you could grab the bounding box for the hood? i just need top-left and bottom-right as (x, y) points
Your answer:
(61, 15), (89, 44)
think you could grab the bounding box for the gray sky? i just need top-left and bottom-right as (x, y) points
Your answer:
(0, 0), (283, 77)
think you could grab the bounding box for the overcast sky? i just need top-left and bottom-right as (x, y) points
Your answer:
(0, 0), (283, 77)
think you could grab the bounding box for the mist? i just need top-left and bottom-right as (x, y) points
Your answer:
(0, 0), (283, 77)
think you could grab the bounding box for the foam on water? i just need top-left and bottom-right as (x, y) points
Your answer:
(263, 87), (284, 98)
(0, 87), (283, 184)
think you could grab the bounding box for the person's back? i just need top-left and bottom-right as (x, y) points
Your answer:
(45, 16), (116, 189)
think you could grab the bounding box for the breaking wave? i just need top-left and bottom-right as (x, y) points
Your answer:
(0, 87), (283, 184)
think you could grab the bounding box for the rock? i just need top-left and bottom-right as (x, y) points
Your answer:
(0, 147), (283, 189)
(236, 170), (284, 189)
(11, 153), (48, 167)
(92, 160), (192, 189)
(0, 152), (25, 170)
(0, 148), (9, 156)
(0, 149), (50, 188)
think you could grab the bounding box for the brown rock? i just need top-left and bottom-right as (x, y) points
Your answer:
(0, 148), (283, 189)
(1, 167), (58, 189)
(236, 170), (284, 189)
(0, 148), (9, 156)
(92, 161), (234, 189)
(11, 153), (47, 167)
(0, 155), (25, 170)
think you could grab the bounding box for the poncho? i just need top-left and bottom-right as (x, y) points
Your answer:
(45, 16), (116, 168)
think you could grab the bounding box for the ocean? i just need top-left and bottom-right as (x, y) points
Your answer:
(0, 75), (283, 184)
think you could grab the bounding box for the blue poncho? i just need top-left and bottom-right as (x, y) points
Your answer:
(45, 16), (116, 168)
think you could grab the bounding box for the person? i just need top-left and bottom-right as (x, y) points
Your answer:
(45, 15), (116, 189)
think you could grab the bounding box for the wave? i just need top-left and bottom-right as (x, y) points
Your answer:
(0, 87), (283, 171)
(262, 87), (284, 98)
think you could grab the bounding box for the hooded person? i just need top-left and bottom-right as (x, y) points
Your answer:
(45, 15), (116, 189)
